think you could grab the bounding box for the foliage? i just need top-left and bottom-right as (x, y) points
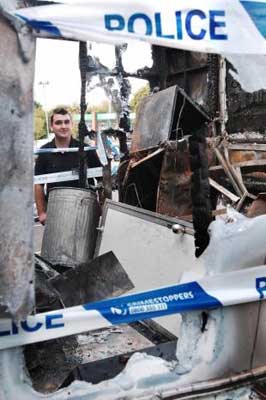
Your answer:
(67, 103), (81, 115)
(69, 101), (111, 136)
(88, 100), (110, 113)
(130, 85), (150, 113)
(34, 102), (47, 140)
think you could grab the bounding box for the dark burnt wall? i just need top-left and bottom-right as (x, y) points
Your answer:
(141, 46), (219, 119)
(226, 70), (266, 134)
(143, 47), (266, 134)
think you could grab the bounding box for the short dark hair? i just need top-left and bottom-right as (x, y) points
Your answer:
(50, 107), (71, 125)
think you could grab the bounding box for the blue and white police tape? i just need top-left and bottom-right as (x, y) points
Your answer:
(34, 146), (96, 155)
(34, 167), (103, 185)
(0, 265), (266, 350)
(34, 138), (107, 167)
(13, 0), (266, 55)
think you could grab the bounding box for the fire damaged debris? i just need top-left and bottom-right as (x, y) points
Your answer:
(208, 133), (266, 215)
(24, 335), (81, 393)
(189, 128), (213, 258)
(34, 251), (133, 312)
(226, 68), (266, 134)
(131, 85), (177, 152)
(204, 58), (266, 213)
(25, 256), (79, 392)
(49, 251), (134, 307)
(247, 193), (266, 218)
(118, 84), (212, 257)
(34, 255), (62, 312)
(110, 47), (266, 258)
(62, 313), (177, 388)
(138, 47), (219, 118)
(157, 140), (192, 217)
(172, 86), (211, 138)
(84, 44), (132, 137)
(2, 209), (266, 398)
(131, 84), (210, 153)
(253, 382), (266, 399)
(24, 252), (134, 393)
(120, 147), (165, 211)
(226, 140), (266, 191)
(63, 340), (177, 386)
(131, 48), (266, 225)
(33, 251), (134, 311)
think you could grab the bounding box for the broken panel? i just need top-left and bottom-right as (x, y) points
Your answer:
(157, 139), (192, 217)
(131, 85), (177, 152)
(24, 252), (134, 392)
(50, 251), (134, 307)
(170, 86), (211, 139)
(131, 85), (211, 153)
(121, 148), (164, 211)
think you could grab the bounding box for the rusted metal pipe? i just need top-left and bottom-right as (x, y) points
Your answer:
(139, 365), (266, 399)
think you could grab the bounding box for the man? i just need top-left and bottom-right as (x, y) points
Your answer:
(35, 107), (101, 224)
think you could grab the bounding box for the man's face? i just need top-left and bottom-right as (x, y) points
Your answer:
(51, 113), (73, 140)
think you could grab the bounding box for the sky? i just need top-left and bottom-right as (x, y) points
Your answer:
(34, 38), (152, 110)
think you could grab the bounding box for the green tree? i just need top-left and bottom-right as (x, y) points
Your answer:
(88, 100), (110, 113)
(130, 84), (150, 113)
(34, 102), (47, 140)
(68, 103), (80, 115)
(61, 103), (80, 137)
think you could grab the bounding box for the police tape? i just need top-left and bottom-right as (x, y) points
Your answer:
(34, 140), (109, 167)
(13, 0), (266, 55)
(34, 167), (103, 185)
(0, 265), (266, 350)
(34, 146), (96, 155)
(34, 137), (107, 166)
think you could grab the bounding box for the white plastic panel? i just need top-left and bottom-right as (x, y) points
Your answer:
(96, 201), (204, 335)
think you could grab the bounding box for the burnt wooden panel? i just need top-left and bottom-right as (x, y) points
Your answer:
(157, 140), (192, 218)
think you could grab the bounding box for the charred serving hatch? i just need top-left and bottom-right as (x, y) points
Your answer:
(131, 84), (211, 153)
(120, 85), (212, 246)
